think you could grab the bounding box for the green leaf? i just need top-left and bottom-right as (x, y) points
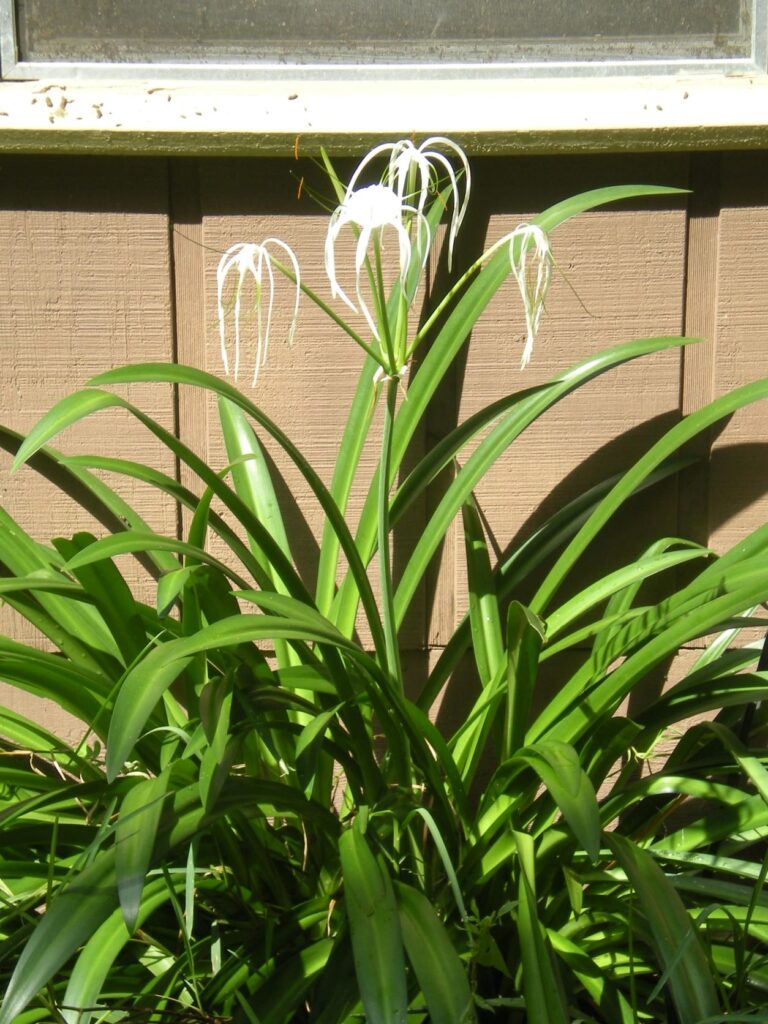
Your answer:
(340, 826), (408, 1024)
(54, 532), (148, 669)
(0, 778), (337, 1024)
(12, 390), (123, 472)
(114, 770), (172, 932)
(86, 364), (388, 662)
(548, 930), (636, 1024)
(61, 876), (180, 1024)
(545, 545), (710, 641)
(504, 602), (544, 760)
(395, 881), (476, 1024)
(64, 529), (250, 591)
(513, 830), (568, 1024)
(394, 336), (697, 628)
(462, 495), (504, 687)
(218, 394), (294, 586)
(105, 611), (362, 781)
(532, 376), (768, 615)
(607, 833), (720, 1021)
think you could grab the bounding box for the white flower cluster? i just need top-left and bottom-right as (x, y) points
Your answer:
(216, 137), (554, 383)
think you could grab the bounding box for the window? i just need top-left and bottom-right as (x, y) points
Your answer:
(0, 1), (766, 154)
(1, 0), (763, 79)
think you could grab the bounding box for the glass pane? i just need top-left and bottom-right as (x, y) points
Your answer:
(15, 0), (752, 65)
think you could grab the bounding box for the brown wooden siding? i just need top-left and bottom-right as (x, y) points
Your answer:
(1, 150), (767, 729)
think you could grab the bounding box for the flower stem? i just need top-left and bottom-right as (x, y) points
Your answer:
(270, 256), (386, 369)
(407, 246), (498, 358)
(378, 376), (403, 694)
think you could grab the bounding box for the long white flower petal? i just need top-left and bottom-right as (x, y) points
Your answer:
(508, 223), (553, 369)
(216, 239), (300, 385)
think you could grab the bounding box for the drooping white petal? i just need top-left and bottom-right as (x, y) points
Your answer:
(507, 223), (553, 369)
(411, 137), (471, 269)
(324, 183), (431, 342)
(342, 138), (470, 272)
(216, 239), (300, 385)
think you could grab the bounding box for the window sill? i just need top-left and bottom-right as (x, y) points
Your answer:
(0, 72), (766, 156)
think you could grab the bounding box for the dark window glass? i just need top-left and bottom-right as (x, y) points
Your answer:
(14, 0), (751, 65)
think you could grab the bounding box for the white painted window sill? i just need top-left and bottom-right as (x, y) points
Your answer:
(0, 73), (766, 155)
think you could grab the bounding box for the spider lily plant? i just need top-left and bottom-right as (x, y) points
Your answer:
(0, 140), (767, 1024)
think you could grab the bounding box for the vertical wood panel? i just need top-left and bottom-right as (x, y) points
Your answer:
(709, 153), (768, 561)
(169, 158), (207, 524)
(0, 157), (176, 655)
(678, 153), (720, 552)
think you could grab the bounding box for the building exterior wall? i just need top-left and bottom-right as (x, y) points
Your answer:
(1, 149), (767, 732)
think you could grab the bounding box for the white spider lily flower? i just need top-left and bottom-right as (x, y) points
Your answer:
(216, 239), (300, 386)
(507, 223), (553, 369)
(325, 182), (430, 342)
(346, 137), (470, 270)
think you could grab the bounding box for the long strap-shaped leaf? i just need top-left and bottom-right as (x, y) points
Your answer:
(13, 388), (312, 605)
(73, 367), (387, 664)
(333, 186), (687, 638)
(104, 611), (360, 781)
(534, 574), (768, 748)
(0, 776), (337, 1024)
(395, 335), (696, 626)
(340, 826), (408, 1024)
(608, 833), (720, 1021)
(0, 425), (179, 576)
(532, 377), (768, 615)
(60, 453), (275, 585)
(420, 456), (693, 713)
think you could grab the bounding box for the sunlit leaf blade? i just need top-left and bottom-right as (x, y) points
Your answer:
(105, 609), (363, 781)
(504, 602), (544, 760)
(0, 778), (337, 1024)
(12, 390), (124, 472)
(514, 830), (569, 1024)
(114, 770), (172, 932)
(462, 495), (504, 687)
(247, 939), (334, 1024)
(548, 930), (637, 1024)
(608, 833), (720, 1022)
(218, 395), (294, 584)
(395, 881), (476, 1024)
(532, 377), (768, 615)
(339, 827), (408, 1024)
(394, 336), (697, 627)
(522, 742), (600, 861)
(85, 363), (388, 661)
(61, 876), (180, 1024)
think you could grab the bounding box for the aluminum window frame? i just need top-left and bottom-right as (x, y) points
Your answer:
(1, 0), (766, 82)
